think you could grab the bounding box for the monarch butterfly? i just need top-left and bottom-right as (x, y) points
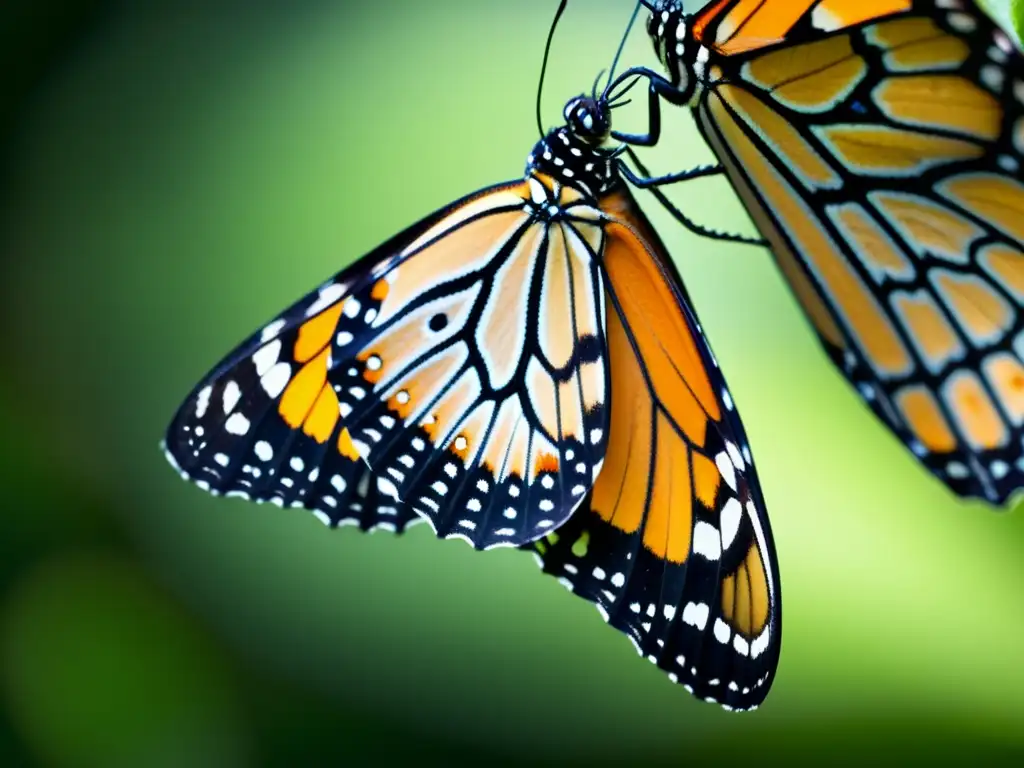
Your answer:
(161, 46), (781, 708)
(610, 0), (1024, 504)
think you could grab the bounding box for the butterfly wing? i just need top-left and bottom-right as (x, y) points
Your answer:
(688, 1), (1024, 502)
(525, 188), (781, 711)
(164, 177), (611, 547)
(692, 0), (914, 55)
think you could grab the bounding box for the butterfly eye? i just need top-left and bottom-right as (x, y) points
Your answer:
(428, 313), (448, 332)
(567, 98), (608, 142)
(562, 97), (582, 122)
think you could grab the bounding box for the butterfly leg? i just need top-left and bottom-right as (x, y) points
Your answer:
(607, 66), (687, 147)
(620, 161), (724, 188)
(619, 149), (767, 247)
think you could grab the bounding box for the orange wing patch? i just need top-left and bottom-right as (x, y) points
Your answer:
(721, 539), (771, 638)
(826, 202), (915, 283)
(931, 270), (1014, 347)
(337, 427), (360, 461)
(811, 0), (911, 34)
(865, 17), (970, 73)
(712, 0), (816, 53)
(979, 244), (1024, 302)
(741, 35), (867, 113)
(890, 290), (965, 373)
(869, 192), (983, 263)
(895, 386), (957, 453)
(692, 451), (721, 509)
(943, 371), (1009, 451)
(644, 413), (693, 562)
(294, 302), (344, 363)
(815, 124), (983, 176)
(939, 173), (1024, 244)
(700, 0), (910, 54)
(279, 348), (329, 430)
(865, 15), (948, 49)
(304, 383), (340, 443)
(983, 354), (1024, 427)
(872, 76), (1000, 141)
(590, 300), (652, 539)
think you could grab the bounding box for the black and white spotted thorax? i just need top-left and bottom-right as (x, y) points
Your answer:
(526, 96), (620, 198)
(648, 1), (708, 104)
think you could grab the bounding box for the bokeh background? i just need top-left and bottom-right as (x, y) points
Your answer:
(3, 1), (1024, 765)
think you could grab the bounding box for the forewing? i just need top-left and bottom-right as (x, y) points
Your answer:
(526, 191), (781, 711)
(697, 6), (1024, 502)
(164, 177), (610, 547)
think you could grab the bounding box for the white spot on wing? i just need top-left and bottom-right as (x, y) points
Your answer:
(261, 363), (291, 398)
(253, 340), (281, 377)
(222, 381), (241, 414)
(195, 386), (212, 418)
(692, 521), (721, 560)
(260, 318), (286, 342)
(682, 601), (709, 630)
(254, 441), (274, 462)
(720, 497), (742, 550)
(306, 283), (346, 317)
(716, 451), (737, 491)
(713, 618), (731, 644)
(225, 413), (250, 435)
(377, 478), (399, 499)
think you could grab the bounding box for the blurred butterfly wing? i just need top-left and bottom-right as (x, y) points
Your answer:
(689, 1), (1024, 502)
(527, 189), (781, 710)
(164, 177), (611, 547)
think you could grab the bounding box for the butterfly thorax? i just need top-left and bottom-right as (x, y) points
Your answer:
(526, 96), (620, 199)
(648, 1), (706, 105)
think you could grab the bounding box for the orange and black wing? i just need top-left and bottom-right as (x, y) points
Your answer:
(164, 177), (610, 548)
(692, 0), (916, 55)
(526, 188), (781, 711)
(692, 0), (1024, 502)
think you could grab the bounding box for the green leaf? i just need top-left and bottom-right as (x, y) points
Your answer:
(979, 0), (1024, 46)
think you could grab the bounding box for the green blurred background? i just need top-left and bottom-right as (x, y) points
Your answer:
(2, 1), (1024, 765)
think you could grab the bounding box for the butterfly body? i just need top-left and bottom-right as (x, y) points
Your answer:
(164, 90), (781, 710)
(630, 0), (1024, 503)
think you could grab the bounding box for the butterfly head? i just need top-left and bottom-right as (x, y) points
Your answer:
(563, 95), (611, 145)
(526, 94), (619, 197)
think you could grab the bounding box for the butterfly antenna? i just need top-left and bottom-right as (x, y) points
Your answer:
(608, 73), (643, 106)
(604, 1), (643, 95)
(591, 69), (607, 100)
(536, 0), (570, 139)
